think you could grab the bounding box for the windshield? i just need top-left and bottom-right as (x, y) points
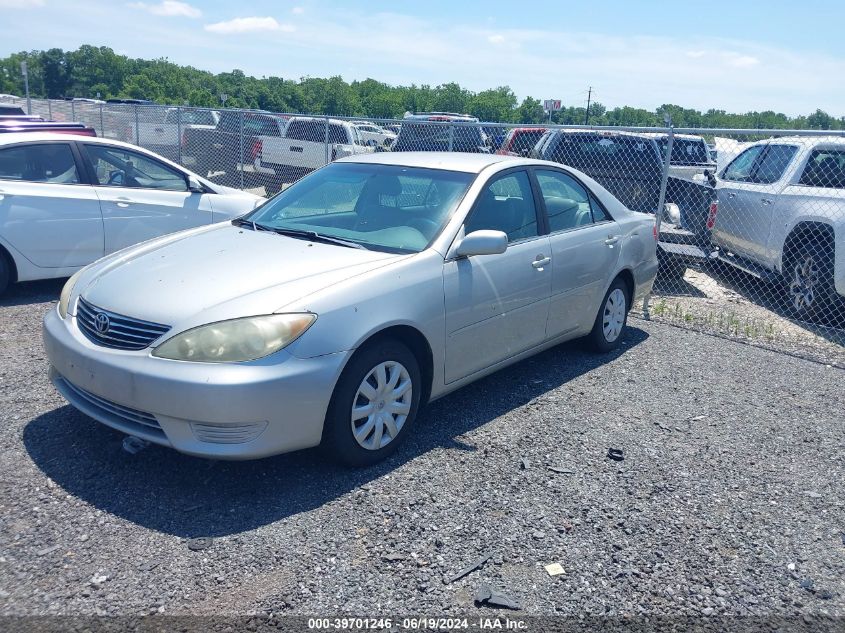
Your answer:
(245, 162), (474, 253)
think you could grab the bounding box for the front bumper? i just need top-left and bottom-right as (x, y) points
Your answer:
(43, 308), (348, 460)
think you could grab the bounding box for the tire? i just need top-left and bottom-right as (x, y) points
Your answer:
(587, 278), (630, 352)
(322, 339), (422, 467)
(784, 237), (836, 322)
(0, 253), (10, 296)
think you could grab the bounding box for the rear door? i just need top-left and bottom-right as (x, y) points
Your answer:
(0, 141), (103, 268)
(81, 143), (216, 254)
(534, 168), (621, 336)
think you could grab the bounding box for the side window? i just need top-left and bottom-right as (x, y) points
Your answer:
(0, 143), (80, 184)
(464, 171), (539, 243)
(85, 145), (187, 191)
(535, 169), (595, 232)
(753, 145), (797, 184)
(286, 120), (325, 142)
(589, 193), (611, 222)
(722, 145), (765, 182)
(800, 150), (845, 189)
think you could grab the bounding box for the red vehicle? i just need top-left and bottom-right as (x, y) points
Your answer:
(0, 120), (97, 136)
(496, 127), (547, 157)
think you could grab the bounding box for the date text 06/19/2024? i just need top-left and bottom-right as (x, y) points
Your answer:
(307, 617), (529, 630)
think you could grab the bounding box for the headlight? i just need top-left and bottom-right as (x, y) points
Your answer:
(152, 314), (316, 363)
(663, 203), (681, 225)
(58, 269), (84, 319)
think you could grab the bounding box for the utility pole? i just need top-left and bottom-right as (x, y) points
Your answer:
(584, 86), (592, 126)
(21, 61), (31, 115)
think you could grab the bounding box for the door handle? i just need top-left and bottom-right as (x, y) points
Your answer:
(727, 192), (737, 199)
(604, 235), (620, 246)
(532, 256), (551, 269)
(761, 197), (773, 205)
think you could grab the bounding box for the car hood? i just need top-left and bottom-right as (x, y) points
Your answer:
(77, 224), (403, 326)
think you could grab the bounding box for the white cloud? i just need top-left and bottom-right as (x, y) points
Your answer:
(487, 34), (505, 45)
(128, 1), (201, 18)
(727, 54), (760, 68)
(686, 50), (706, 58)
(291, 6), (304, 14)
(204, 16), (295, 34)
(0, 0), (45, 8)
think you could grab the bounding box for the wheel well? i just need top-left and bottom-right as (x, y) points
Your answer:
(356, 325), (434, 406)
(0, 244), (18, 283)
(783, 222), (835, 269)
(614, 269), (635, 309)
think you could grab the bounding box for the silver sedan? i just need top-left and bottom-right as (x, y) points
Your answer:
(43, 153), (658, 466)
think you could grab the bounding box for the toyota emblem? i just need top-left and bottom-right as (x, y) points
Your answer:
(94, 312), (110, 334)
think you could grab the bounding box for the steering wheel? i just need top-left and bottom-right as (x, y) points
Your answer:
(107, 170), (125, 186)
(407, 217), (440, 240)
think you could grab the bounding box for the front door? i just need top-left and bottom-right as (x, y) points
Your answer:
(715, 144), (796, 265)
(444, 170), (551, 383)
(81, 143), (215, 254)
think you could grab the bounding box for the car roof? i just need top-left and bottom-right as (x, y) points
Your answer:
(743, 135), (845, 148)
(0, 132), (121, 145)
(338, 151), (561, 173)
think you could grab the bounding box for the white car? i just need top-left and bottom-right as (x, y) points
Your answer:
(351, 121), (397, 147)
(0, 133), (265, 295)
(713, 136), (845, 320)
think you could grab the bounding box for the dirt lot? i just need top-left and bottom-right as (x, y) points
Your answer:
(0, 279), (843, 626)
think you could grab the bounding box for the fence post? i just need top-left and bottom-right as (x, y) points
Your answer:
(47, 99), (52, 120)
(177, 106), (182, 166)
(238, 109), (245, 190)
(99, 104), (104, 137)
(134, 106), (140, 145)
(71, 100), (76, 121)
(324, 115), (330, 165)
(642, 121), (674, 320)
(448, 124), (454, 152)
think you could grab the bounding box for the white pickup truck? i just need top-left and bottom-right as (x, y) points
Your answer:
(136, 108), (220, 162)
(713, 136), (845, 321)
(253, 116), (374, 190)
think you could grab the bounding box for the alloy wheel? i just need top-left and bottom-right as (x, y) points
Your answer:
(789, 255), (818, 312)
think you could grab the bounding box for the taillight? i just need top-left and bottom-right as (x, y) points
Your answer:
(653, 221), (658, 241)
(250, 139), (262, 162)
(706, 200), (718, 230)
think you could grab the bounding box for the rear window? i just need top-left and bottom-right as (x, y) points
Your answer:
(551, 134), (662, 170)
(798, 149), (845, 189)
(397, 122), (483, 148)
(658, 137), (712, 165)
(510, 130), (545, 153)
(286, 120), (326, 143)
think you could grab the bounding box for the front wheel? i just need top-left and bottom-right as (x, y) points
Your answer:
(322, 340), (421, 467)
(587, 279), (629, 352)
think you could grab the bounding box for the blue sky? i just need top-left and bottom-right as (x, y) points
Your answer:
(2, 0), (844, 116)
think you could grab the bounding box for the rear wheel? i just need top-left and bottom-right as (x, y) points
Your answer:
(322, 339), (421, 467)
(784, 237), (836, 322)
(587, 279), (629, 352)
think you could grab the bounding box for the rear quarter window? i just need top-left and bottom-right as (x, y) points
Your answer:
(799, 149), (845, 189)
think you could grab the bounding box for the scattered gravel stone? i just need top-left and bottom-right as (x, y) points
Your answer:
(474, 585), (521, 610)
(186, 537), (213, 552)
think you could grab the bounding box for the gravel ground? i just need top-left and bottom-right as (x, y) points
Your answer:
(1, 279), (844, 623)
(647, 265), (845, 368)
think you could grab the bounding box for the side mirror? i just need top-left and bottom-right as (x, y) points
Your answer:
(455, 230), (508, 257)
(703, 169), (717, 188)
(187, 175), (204, 193)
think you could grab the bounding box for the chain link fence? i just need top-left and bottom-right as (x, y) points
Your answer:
(2, 96), (844, 363)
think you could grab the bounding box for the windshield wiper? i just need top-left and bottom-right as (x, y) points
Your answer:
(263, 227), (367, 250)
(232, 217), (274, 232)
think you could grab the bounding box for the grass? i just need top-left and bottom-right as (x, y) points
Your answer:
(646, 299), (780, 341)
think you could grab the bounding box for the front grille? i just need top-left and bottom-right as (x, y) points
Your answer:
(59, 376), (164, 436)
(76, 298), (171, 350)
